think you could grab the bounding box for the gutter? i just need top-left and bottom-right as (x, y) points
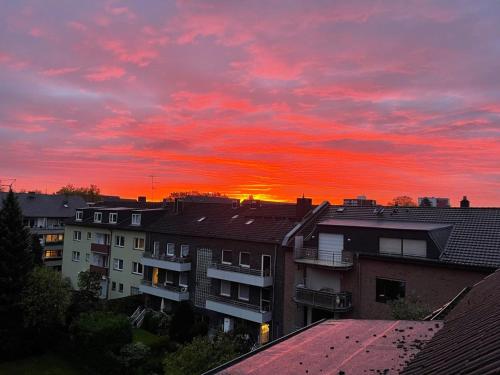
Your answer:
(281, 201), (330, 247)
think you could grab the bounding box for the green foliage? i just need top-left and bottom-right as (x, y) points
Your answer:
(163, 333), (242, 375)
(142, 310), (171, 335)
(167, 191), (227, 200)
(112, 342), (151, 375)
(388, 195), (417, 207)
(104, 294), (144, 315)
(0, 352), (86, 375)
(56, 184), (101, 201)
(0, 189), (35, 359)
(389, 295), (431, 320)
(21, 267), (72, 332)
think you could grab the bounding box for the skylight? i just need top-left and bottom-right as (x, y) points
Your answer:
(245, 219), (254, 225)
(232, 214), (239, 219)
(197, 216), (206, 222)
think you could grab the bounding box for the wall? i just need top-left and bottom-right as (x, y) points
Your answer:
(61, 224), (94, 288)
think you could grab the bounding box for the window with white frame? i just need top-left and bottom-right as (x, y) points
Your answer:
(179, 272), (188, 287)
(94, 212), (102, 223)
(87, 232), (91, 240)
(119, 283), (124, 293)
(238, 284), (250, 301)
(109, 213), (118, 224)
(134, 237), (145, 250)
(166, 271), (174, 284)
(75, 211), (83, 221)
(181, 245), (189, 257)
(132, 262), (143, 275)
(222, 250), (232, 265)
(115, 235), (125, 247)
(166, 243), (175, 256)
(73, 231), (81, 241)
(72, 251), (80, 262)
(239, 252), (250, 268)
(220, 280), (231, 297)
(153, 241), (160, 255)
(113, 258), (124, 271)
(131, 214), (141, 226)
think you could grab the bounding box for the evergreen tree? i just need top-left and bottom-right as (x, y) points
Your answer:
(31, 234), (44, 266)
(0, 189), (34, 358)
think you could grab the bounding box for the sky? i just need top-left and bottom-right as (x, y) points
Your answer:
(1, 1), (499, 206)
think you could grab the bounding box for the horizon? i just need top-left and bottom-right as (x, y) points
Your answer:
(1, 1), (499, 206)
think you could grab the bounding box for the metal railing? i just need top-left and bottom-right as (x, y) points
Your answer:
(294, 286), (352, 312)
(143, 251), (191, 263)
(206, 294), (271, 313)
(141, 279), (188, 293)
(294, 247), (353, 267)
(208, 262), (271, 277)
(91, 243), (110, 254)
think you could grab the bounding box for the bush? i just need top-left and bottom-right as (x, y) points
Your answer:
(112, 342), (151, 375)
(104, 294), (144, 315)
(389, 295), (431, 320)
(169, 302), (208, 343)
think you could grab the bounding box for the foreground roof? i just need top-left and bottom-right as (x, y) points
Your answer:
(0, 192), (87, 218)
(401, 269), (500, 375)
(301, 205), (500, 268)
(319, 218), (452, 231)
(215, 320), (442, 375)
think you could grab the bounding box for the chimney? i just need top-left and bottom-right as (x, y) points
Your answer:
(138, 196), (147, 203)
(296, 196), (313, 220)
(460, 196), (470, 208)
(175, 198), (184, 214)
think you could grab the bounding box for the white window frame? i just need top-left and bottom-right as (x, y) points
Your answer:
(87, 232), (91, 240)
(131, 214), (141, 226)
(115, 235), (125, 247)
(132, 261), (143, 275)
(179, 272), (188, 288)
(94, 212), (102, 223)
(75, 211), (83, 221)
(239, 252), (250, 268)
(220, 280), (231, 297)
(73, 231), (81, 241)
(165, 271), (174, 284)
(181, 244), (189, 258)
(153, 241), (160, 255)
(134, 237), (145, 250)
(72, 251), (80, 262)
(262, 254), (272, 277)
(166, 243), (175, 256)
(113, 258), (124, 271)
(238, 284), (250, 301)
(109, 213), (118, 224)
(222, 250), (232, 265)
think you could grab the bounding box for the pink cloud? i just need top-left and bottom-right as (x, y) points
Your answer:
(85, 66), (125, 81)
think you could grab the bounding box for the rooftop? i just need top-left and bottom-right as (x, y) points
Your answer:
(0, 192), (87, 218)
(318, 218), (452, 231)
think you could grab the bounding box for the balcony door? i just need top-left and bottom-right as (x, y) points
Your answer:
(262, 255), (271, 277)
(195, 248), (212, 308)
(318, 233), (343, 263)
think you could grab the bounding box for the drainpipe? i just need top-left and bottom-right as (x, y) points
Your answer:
(356, 252), (361, 318)
(106, 228), (113, 300)
(272, 244), (278, 339)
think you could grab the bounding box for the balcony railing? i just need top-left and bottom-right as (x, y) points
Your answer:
(91, 243), (110, 255)
(207, 262), (273, 287)
(90, 264), (108, 277)
(207, 294), (270, 312)
(205, 294), (273, 323)
(141, 279), (187, 292)
(209, 262), (271, 277)
(294, 286), (352, 312)
(139, 280), (189, 301)
(294, 247), (353, 269)
(144, 251), (191, 263)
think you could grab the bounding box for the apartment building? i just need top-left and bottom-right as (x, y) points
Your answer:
(283, 205), (500, 333)
(0, 192), (86, 270)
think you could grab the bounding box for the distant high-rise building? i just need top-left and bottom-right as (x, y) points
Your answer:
(343, 195), (376, 207)
(418, 197), (450, 208)
(460, 196), (470, 208)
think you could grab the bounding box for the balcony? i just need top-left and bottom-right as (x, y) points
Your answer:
(90, 264), (109, 277)
(139, 280), (189, 302)
(207, 263), (272, 287)
(91, 243), (110, 255)
(294, 286), (352, 312)
(205, 295), (272, 324)
(141, 252), (191, 272)
(294, 247), (353, 270)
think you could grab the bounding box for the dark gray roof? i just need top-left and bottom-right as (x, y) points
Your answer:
(319, 218), (451, 231)
(0, 192), (87, 218)
(300, 205), (500, 268)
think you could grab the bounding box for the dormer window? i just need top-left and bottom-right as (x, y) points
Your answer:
(232, 214), (239, 219)
(197, 216), (206, 222)
(94, 212), (102, 223)
(75, 211), (83, 221)
(245, 219), (254, 225)
(109, 213), (117, 224)
(131, 214), (141, 226)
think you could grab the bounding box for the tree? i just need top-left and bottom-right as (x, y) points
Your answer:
(389, 295), (431, 320)
(56, 184), (101, 201)
(0, 189), (34, 358)
(68, 270), (103, 320)
(21, 267), (71, 334)
(31, 234), (44, 266)
(388, 196), (417, 207)
(169, 301), (196, 343)
(166, 191), (227, 201)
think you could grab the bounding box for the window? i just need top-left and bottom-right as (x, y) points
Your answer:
(379, 238), (402, 255)
(113, 258), (124, 271)
(115, 235), (125, 247)
(239, 252), (250, 268)
(179, 272), (188, 287)
(87, 232), (91, 240)
(166, 243), (175, 256)
(181, 245), (189, 257)
(132, 262), (143, 275)
(380, 238), (427, 257)
(95, 232), (109, 245)
(166, 271), (174, 284)
(109, 213), (118, 224)
(119, 283), (124, 293)
(94, 212), (102, 223)
(220, 280), (231, 297)
(238, 284), (250, 301)
(44, 250), (61, 258)
(112, 281), (116, 291)
(131, 214), (141, 226)
(72, 251), (80, 262)
(73, 231), (81, 241)
(85, 253), (90, 262)
(75, 211), (83, 221)
(153, 241), (160, 255)
(402, 239), (427, 257)
(222, 250), (232, 265)
(130, 287), (140, 295)
(376, 278), (406, 303)
(45, 234), (63, 243)
(134, 237), (145, 250)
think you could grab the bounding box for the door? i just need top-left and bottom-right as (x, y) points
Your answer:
(195, 248), (212, 308)
(318, 233), (344, 262)
(262, 255), (271, 277)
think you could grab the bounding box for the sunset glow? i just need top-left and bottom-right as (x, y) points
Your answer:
(1, 1), (499, 205)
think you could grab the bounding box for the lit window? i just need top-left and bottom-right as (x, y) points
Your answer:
(94, 212), (102, 223)
(166, 243), (175, 256)
(113, 258), (124, 271)
(115, 235), (125, 247)
(132, 262), (143, 275)
(220, 280), (231, 297)
(181, 245), (189, 257)
(109, 213), (118, 224)
(73, 231), (81, 241)
(376, 278), (406, 303)
(133, 237), (145, 250)
(75, 211), (83, 221)
(239, 252), (250, 268)
(222, 250), (232, 265)
(72, 251), (80, 262)
(238, 284), (250, 301)
(131, 214), (141, 226)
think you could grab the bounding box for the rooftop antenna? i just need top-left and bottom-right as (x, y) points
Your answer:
(148, 175), (158, 201)
(0, 178), (16, 190)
